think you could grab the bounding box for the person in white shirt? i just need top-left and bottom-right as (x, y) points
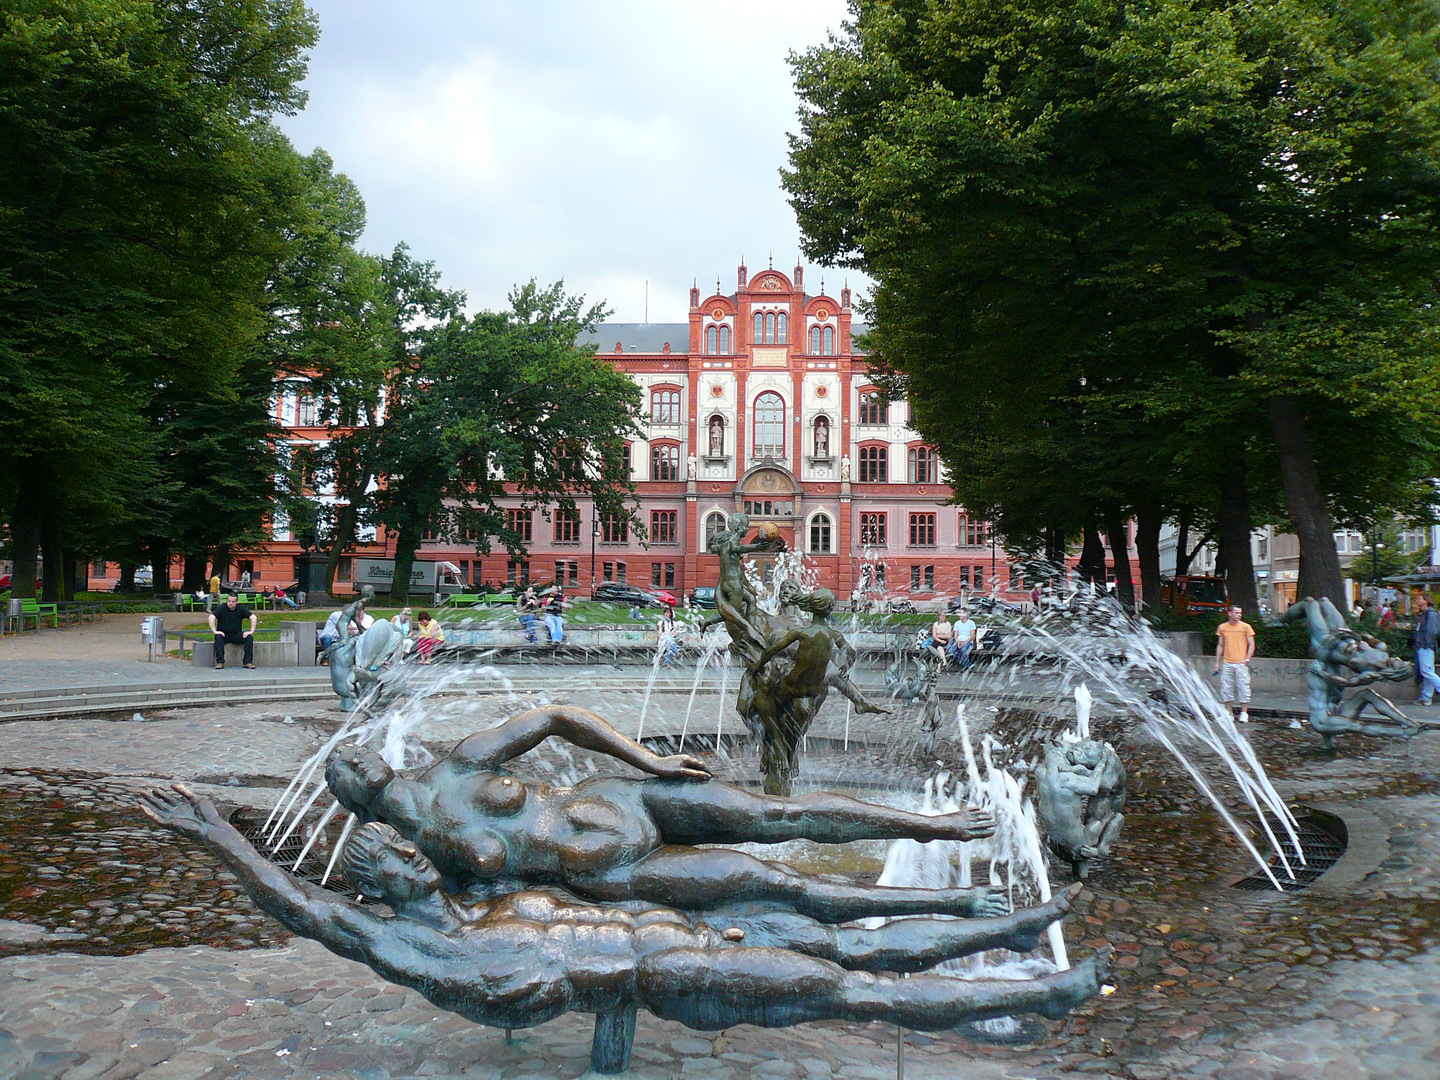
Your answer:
(950, 610), (979, 669)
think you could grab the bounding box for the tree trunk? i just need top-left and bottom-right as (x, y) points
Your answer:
(9, 471), (43, 599)
(40, 509), (63, 603)
(1045, 519), (1066, 571)
(1135, 503), (1163, 611)
(1267, 394), (1345, 606)
(148, 541), (171, 593)
(1216, 465), (1260, 617)
(1104, 507), (1136, 611)
(213, 545), (231, 585)
(1078, 521), (1107, 586)
(325, 502), (359, 593)
(119, 563), (137, 593)
(182, 553), (208, 593)
(1175, 507), (1192, 577)
(391, 525), (421, 605)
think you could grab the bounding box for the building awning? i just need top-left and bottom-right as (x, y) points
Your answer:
(1382, 567), (1440, 584)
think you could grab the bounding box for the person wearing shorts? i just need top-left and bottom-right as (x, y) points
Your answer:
(1214, 605), (1255, 722)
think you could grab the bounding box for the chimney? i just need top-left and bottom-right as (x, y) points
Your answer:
(794, 265), (803, 289)
(738, 259), (747, 288)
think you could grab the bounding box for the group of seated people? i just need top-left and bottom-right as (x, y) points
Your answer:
(920, 610), (979, 669)
(318, 601), (446, 664)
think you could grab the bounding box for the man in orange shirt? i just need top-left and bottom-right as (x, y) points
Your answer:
(1213, 605), (1256, 722)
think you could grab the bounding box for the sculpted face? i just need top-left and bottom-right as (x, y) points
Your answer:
(327, 746), (395, 814)
(345, 823), (442, 903)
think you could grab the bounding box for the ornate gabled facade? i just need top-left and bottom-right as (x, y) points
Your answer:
(88, 261), (1059, 602)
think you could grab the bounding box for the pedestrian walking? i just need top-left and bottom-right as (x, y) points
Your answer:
(545, 588), (566, 644)
(518, 586), (541, 644)
(1213, 605), (1255, 722)
(1380, 603), (1397, 629)
(1411, 594), (1440, 705)
(207, 593), (257, 670)
(415, 610), (445, 664)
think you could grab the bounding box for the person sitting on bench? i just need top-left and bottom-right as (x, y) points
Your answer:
(208, 593), (257, 669)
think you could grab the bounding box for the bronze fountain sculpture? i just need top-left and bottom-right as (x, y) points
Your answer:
(141, 702), (1111, 1074)
(1281, 596), (1428, 749)
(141, 784), (1107, 1073)
(705, 512), (888, 794)
(1035, 737), (1127, 880)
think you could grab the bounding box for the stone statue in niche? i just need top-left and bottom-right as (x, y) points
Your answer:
(687, 453), (697, 480)
(840, 455), (851, 482)
(709, 415), (725, 457)
(813, 415), (830, 458)
(140, 784), (1107, 1075)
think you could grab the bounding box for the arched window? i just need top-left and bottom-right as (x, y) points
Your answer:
(858, 391), (888, 425)
(718, 325), (731, 354)
(705, 511), (727, 552)
(823, 325), (835, 355)
(908, 446), (937, 483)
(753, 392), (785, 458)
(753, 312), (764, 342)
(776, 312), (788, 344)
(650, 443), (680, 481)
(706, 326), (718, 353)
(858, 445), (888, 483)
(765, 313), (777, 343)
(651, 388), (680, 425)
(810, 513), (833, 554)
(809, 326), (822, 353)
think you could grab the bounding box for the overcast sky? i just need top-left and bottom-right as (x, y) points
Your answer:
(276, 1), (862, 325)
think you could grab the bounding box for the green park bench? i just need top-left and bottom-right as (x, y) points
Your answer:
(481, 593), (518, 607)
(443, 593), (484, 607)
(21, 597), (59, 629)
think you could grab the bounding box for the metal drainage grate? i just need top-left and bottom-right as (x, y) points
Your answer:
(1232, 812), (1345, 893)
(230, 807), (370, 899)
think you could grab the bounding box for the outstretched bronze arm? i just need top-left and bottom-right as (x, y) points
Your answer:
(446, 706), (711, 780)
(139, 785), (384, 962)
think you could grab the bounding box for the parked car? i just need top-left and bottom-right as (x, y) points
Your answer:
(0, 573), (11, 591)
(689, 586), (717, 609)
(592, 582), (664, 607)
(955, 594), (1023, 617)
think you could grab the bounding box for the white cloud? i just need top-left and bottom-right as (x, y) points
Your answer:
(277, 1), (867, 322)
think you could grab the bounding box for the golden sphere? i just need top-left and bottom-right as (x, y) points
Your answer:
(756, 522), (781, 542)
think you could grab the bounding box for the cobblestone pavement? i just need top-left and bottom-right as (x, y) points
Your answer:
(2, 682), (1440, 1079)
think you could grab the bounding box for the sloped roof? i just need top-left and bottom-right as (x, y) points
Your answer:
(580, 324), (689, 354)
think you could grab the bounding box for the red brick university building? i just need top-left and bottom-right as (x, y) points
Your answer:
(90, 261), (1133, 601)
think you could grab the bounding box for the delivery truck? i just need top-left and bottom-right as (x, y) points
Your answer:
(351, 559), (466, 596)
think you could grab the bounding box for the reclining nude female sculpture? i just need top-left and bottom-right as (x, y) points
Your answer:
(141, 785), (1110, 1074)
(324, 705), (1005, 921)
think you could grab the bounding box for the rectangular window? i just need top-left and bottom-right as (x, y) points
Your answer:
(911, 565), (921, 591)
(603, 561), (614, 583)
(959, 515), (987, 547)
(506, 560), (530, 587)
(652, 563), (662, 587)
(858, 392), (888, 425)
(973, 567), (983, 591)
(602, 515), (629, 543)
(925, 565), (934, 590)
(554, 511), (581, 543)
(651, 443), (680, 481)
(1009, 566), (1022, 591)
(651, 510), (678, 544)
(91, 560), (107, 577)
(909, 565), (934, 591)
(506, 509), (533, 543)
(337, 557), (352, 582)
(859, 513), (887, 546)
(908, 447), (937, 484)
(959, 566), (970, 588)
(555, 561), (578, 588)
(858, 446), (887, 483)
(651, 389), (680, 425)
(298, 396), (317, 426)
(459, 560), (470, 585)
(665, 562), (675, 588)
(616, 561), (627, 584)
(909, 513), (936, 547)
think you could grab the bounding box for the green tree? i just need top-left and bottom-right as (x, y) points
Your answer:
(784, 0), (1440, 610)
(376, 282), (642, 603)
(0, 0), (319, 596)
